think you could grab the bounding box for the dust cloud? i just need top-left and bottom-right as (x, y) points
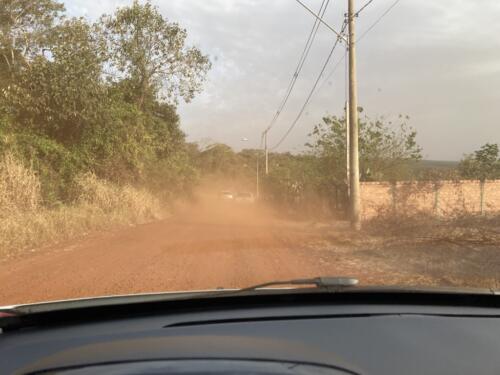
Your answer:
(172, 177), (277, 228)
(1, 177), (499, 305)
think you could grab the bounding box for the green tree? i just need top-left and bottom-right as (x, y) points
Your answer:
(1, 1), (210, 204)
(197, 144), (240, 176)
(263, 153), (324, 208)
(100, 0), (211, 108)
(459, 143), (500, 181)
(458, 143), (500, 215)
(5, 18), (106, 145)
(308, 112), (422, 184)
(79, 99), (189, 185)
(0, 0), (64, 83)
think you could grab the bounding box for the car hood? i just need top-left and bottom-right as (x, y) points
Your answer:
(2, 285), (498, 316)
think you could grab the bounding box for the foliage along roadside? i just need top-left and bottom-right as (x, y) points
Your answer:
(0, 154), (162, 255)
(0, 0), (210, 207)
(195, 112), (424, 218)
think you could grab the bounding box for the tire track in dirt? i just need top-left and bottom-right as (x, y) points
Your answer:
(0, 207), (344, 305)
(3, 202), (493, 306)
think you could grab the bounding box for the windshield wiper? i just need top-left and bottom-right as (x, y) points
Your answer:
(238, 277), (359, 291)
(207, 277), (359, 297)
(0, 277), (359, 328)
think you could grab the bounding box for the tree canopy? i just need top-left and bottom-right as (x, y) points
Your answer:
(100, 0), (211, 108)
(0, 0), (211, 204)
(307, 112), (422, 183)
(459, 143), (500, 181)
(0, 0), (64, 82)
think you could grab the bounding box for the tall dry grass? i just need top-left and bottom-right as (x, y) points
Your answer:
(0, 153), (41, 216)
(0, 155), (163, 256)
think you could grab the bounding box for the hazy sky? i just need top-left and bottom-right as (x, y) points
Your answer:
(63, 0), (500, 160)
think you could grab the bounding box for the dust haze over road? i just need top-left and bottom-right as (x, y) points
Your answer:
(1, 184), (498, 306)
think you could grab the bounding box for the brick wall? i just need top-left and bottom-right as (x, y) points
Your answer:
(361, 180), (500, 219)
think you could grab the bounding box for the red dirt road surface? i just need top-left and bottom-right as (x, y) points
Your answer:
(1, 200), (498, 306)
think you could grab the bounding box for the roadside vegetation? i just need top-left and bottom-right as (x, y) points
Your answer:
(2, 1), (500, 256)
(198, 112), (424, 218)
(0, 0), (208, 254)
(198, 115), (500, 244)
(0, 155), (161, 253)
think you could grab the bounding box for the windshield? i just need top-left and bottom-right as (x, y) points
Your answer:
(0, 0), (499, 306)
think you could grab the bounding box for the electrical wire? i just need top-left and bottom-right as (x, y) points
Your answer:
(318, 0), (403, 94)
(355, 0), (375, 16)
(270, 22), (347, 150)
(264, 0), (329, 136)
(268, 0), (403, 150)
(294, 0), (346, 40)
(315, 52), (345, 95)
(357, 0), (402, 42)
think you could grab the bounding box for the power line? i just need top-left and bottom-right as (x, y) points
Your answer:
(358, 0), (402, 41)
(315, 52), (345, 95)
(318, 0), (402, 94)
(269, 0), (402, 151)
(271, 22), (347, 150)
(294, 0), (347, 41)
(355, 0), (374, 16)
(294, 0), (330, 95)
(264, 0), (329, 135)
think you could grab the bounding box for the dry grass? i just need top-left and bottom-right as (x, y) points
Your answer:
(75, 173), (162, 225)
(0, 156), (164, 256)
(365, 208), (500, 246)
(0, 153), (41, 217)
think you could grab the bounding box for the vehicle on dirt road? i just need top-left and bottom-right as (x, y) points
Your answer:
(1, 278), (499, 375)
(219, 191), (234, 201)
(234, 192), (255, 204)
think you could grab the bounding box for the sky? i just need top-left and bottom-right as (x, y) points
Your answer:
(62, 0), (500, 160)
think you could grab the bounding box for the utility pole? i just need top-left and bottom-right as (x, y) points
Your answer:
(345, 101), (350, 198)
(348, 0), (361, 230)
(264, 131), (269, 175)
(256, 157), (260, 199)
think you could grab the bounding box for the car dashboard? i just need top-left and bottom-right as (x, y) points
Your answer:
(1, 292), (500, 375)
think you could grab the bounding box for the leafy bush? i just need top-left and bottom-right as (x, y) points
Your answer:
(1, 132), (82, 204)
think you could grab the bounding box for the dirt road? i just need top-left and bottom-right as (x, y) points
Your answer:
(1, 202), (498, 305)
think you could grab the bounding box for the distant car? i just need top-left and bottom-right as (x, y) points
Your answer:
(234, 192), (255, 203)
(219, 191), (234, 201)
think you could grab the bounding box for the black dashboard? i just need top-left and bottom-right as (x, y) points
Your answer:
(1, 291), (500, 375)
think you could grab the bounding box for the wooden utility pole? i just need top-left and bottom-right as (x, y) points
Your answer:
(345, 101), (350, 198)
(256, 157), (260, 199)
(348, 0), (361, 229)
(264, 131), (269, 175)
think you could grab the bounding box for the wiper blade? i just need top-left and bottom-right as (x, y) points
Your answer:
(236, 277), (359, 292)
(193, 277), (359, 300)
